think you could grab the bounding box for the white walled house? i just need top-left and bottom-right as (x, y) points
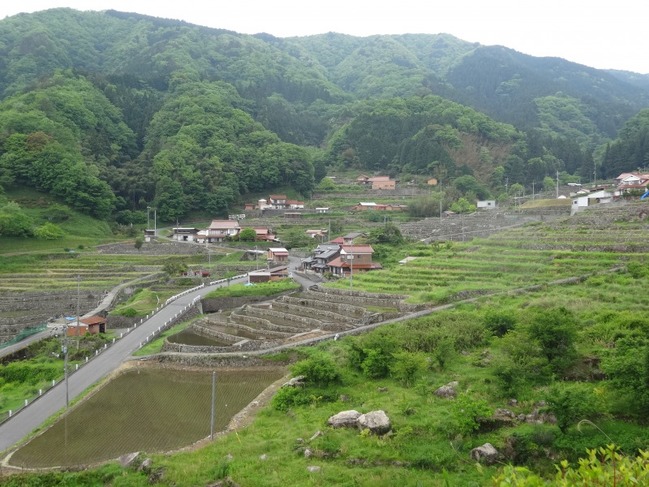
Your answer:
(171, 228), (199, 242)
(572, 190), (613, 211)
(207, 220), (241, 242)
(477, 200), (496, 210)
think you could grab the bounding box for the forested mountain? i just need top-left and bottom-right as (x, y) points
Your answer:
(0, 8), (649, 226)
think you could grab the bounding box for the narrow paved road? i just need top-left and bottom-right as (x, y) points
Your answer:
(0, 276), (246, 456)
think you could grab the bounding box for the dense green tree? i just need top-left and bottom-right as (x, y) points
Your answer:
(368, 222), (404, 245)
(527, 307), (578, 375)
(0, 201), (34, 237)
(453, 175), (491, 200)
(238, 228), (257, 242)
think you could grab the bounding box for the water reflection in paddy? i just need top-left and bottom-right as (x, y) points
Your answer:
(10, 366), (285, 468)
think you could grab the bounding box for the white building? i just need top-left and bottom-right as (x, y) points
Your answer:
(477, 200), (496, 210)
(572, 190), (613, 212)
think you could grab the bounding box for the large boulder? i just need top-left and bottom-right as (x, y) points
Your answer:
(282, 375), (305, 388)
(357, 410), (391, 435)
(434, 381), (459, 399)
(119, 452), (141, 468)
(470, 443), (499, 465)
(327, 410), (361, 428)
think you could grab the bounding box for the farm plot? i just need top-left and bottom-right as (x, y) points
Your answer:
(9, 366), (285, 468)
(327, 209), (648, 305)
(0, 253), (167, 293)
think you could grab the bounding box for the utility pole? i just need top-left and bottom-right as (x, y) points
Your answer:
(556, 171), (559, 198)
(439, 181), (443, 221)
(348, 253), (354, 290)
(532, 181), (535, 200)
(210, 371), (216, 440)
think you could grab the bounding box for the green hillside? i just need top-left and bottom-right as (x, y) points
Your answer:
(0, 8), (648, 233)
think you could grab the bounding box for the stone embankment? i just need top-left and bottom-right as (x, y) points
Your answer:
(160, 285), (411, 355)
(0, 291), (101, 344)
(398, 210), (544, 242)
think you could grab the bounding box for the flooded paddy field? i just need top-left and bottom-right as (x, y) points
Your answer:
(167, 328), (232, 346)
(8, 365), (285, 468)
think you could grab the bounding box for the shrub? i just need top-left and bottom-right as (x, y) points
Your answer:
(493, 330), (551, 397)
(546, 382), (599, 433)
(449, 392), (491, 437)
(389, 351), (428, 386)
(527, 307), (578, 374)
(291, 353), (341, 386)
(33, 222), (65, 240)
(484, 310), (517, 337)
(494, 445), (649, 486)
(348, 329), (400, 379)
(116, 307), (138, 317)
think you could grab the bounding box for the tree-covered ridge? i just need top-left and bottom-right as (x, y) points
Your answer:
(0, 72), (132, 218)
(143, 79), (314, 221)
(0, 8), (648, 224)
(326, 95), (519, 181)
(600, 109), (649, 178)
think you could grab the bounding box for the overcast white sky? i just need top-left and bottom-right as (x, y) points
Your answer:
(2, 1), (648, 74)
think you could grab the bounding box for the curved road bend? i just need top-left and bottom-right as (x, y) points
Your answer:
(0, 276), (247, 456)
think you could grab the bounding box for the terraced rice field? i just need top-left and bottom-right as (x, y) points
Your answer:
(0, 253), (165, 292)
(329, 204), (649, 304)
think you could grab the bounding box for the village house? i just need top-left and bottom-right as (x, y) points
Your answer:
(268, 194), (287, 209)
(267, 247), (289, 263)
(301, 244), (341, 273)
(262, 195), (305, 210)
(248, 265), (289, 284)
(368, 176), (396, 190)
(572, 190), (614, 211)
(171, 227), (200, 242)
(252, 227), (277, 242)
(286, 199), (305, 209)
(356, 174), (371, 185)
(352, 202), (407, 211)
(67, 315), (106, 336)
(328, 245), (382, 276)
(477, 200), (497, 210)
(207, 220), (241, 242)
(353, 202), (379, 211)
(616, 172), (649, 193)
(143, 229), (156, 242)
(315, 207), (330, 214)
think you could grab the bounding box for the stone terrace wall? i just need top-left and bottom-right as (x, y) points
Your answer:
(278, 295), (369, 318)
(161, 338), (283, 355)
(0, 291), (101, 343)
(237, 306), (323, 330)
(304, 286), (423, 312)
